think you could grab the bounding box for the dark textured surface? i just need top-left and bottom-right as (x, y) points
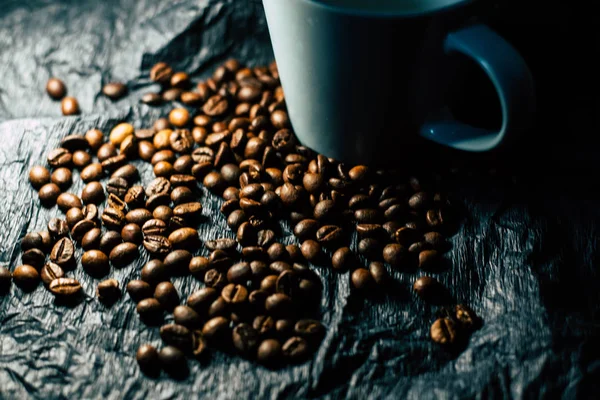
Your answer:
(1, 0), (599, 399)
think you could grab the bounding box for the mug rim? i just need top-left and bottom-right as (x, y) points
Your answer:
(299, 0), (473, 18)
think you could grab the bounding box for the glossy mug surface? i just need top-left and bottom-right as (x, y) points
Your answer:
(262, 0), (535, 164)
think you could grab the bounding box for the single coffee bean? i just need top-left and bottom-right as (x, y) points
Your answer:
(351, 268), (374, 291)
(423, 231), (446, 249)
(205, 238), (237, 253)
(207, 296), (228, 318)
(358, 238), (381, 259)
(38, 183), (61, 205)
(170, 71), (190, 88)
(164, 250), (193, 274)
(127, 280), (153, 302)
(267, 243), (288, 263)
(453, 304), (481, 332)
(40, 262), (64, 286)
(142, 92), (162, 105)
(46, 77), (66, 99)
(300, 240), (321, 263)
(105, 177), (128, 199)
(12, 265), (39, 291)
(408, 192), (430, 210)
(101, 207), (125, 230)
(49, 278), (82, 297)
(430, 318), (458, 345)
(83, 203), (99, 221)
(38, 231), (53, 252)
(139, 259), (168, 285)
(97, 279), (121, 303)
(227, 262), (252, 284)
(155, 281), (179, 311)
(112, 164), (139, 183)
(21, 232), (43, 252)
(369, 261), (390, 286)
(169, 129), (193, 153)
(50, 237), (75, 267)
(221, 283), (249, 305)
(383, 243), (406, 268)
(170, 186), (194, 205)
(59, 134), (88, 152)
(99, 231), (122, 254)
(168, 228), (199, 250)
(102, 82), (127, 100)
(203, 171), (226, 194)
(109, 123), (134, 146)
(71, 219), (96, 241)
(418, 249), (440, 270)
(315, 225), (344, 247)
(80, 163), (103, 183)
(47, 148), (72, 168)
(136, 344), (159, 375)
(158, 346), (188, 377)
(101, 154), (128, 173)
(56, 193), (82, 211)
(294, 319), (325, 344)
(143, 235), (172, 256)
(227, 209), (247, 230)
(48, 218), (69, 241)
(173, 305), (202, 329)
(202, 316), (230, 341)
(265, 293), (293, 318)
(354, 208), (382, 224)
(97, 143), (117, 162)
(136, 297), (163, 323)
(0, 266), (12, 293)
(292, 219), (319, 241)
(232, 323), (260, 356)
(109, 242), (138, 267)
(257, 339), (282, 365)
(150, 62), (173, 84)
(49, 168), (71, 190)
(413, 276), (444, 301)
(160, 323), (193, 352)
(331, 247), (354, 271)
(121, 223), (142, 245)
(21, 249), (45, 270)
(65, 208), (84, 229)
(146, 176), (171, 197)
(202, 95), (229, 117)
(81, 249), (110, 277)
(80, 228), (102, 251)
(204, 269), (227, 289)
(84, 129), (104, 151)
(260, 275), (278, 293)
(187, 287), (219, 314)
(173, 202), (202, 220)
(253, 315), (275, 336)
(142, 218), (168, 236)
(61, 97), (80, 115)
(282, 336), (309, 362)
(29, 166), (51, 189)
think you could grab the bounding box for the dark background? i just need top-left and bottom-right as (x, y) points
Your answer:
(1, 0), (599, 398)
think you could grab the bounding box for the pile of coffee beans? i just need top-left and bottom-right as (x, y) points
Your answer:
(10, 59), (480, 377)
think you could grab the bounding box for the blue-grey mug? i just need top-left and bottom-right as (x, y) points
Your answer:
(262, 0), (536, 164)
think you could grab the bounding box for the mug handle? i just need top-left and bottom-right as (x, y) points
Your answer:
(420, 24), (535, 152)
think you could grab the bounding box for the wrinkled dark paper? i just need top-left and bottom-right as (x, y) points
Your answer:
(1, 1), (599, 398)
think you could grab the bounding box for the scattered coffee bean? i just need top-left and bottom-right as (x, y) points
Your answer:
(99, 231), (122, 254)
(109, 242), (139, 267)
(29, 166), (51, 189)
(136, 344), (159, 375)
(61, 96), (80, 115)
(50, 237), (75, 267)
(97, 279), (121, 304)
(102, 82), (127, 100)
(40, 262), (65, 286)
(160, 323), (193, 352)
(49, 278), (82, 297)
(12, 265), (39, 291)
(257, 339), (282, 365)
(413, 276), (444, 301)
(158, 346), (188, 377)
(154, 281), (179, 311)
(430, 318), (458, 345)
(351, 268), (374, 291)
(38, 183), (61, 205)
(46, 78), (66, 99)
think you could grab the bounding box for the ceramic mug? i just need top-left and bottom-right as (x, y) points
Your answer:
(262, 0), (536, 164)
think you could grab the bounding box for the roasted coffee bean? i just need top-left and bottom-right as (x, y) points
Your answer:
(164, 250), (193, 274)
(282, 336), (309, 362)
(170, 186), (194, 205)
(22, 249), (45, 269)
(454, 304), (481, 331)
(125, 279), (152, 302)
(102, 82), (127, 99)
(63, 208), (83, 228)
(354, 208), (382, 224)
(202, 316), (230, 341)
(331, 247), (354, 271)
(136, 297), (163, 321)
(351, 268), (374, 291)
(152, 205), (173, 223)
(101, 154), (127, 173)
(173, 202), (202, 220)
(48, 218), (69, 240)
(260, 275), (278, 293)
(21, 232), (43, 252)
(99, 231), (122, 254)
(186, 256), (209, 279)
(157, 346), (188, 377)
(121, 223), (142, 244)
(141, 219), (167, 238)
(423, 231), (445, 249)
(49, 278), (81, 297)
(80, 181), (104, 205)
(358, 238), (381, 259)
(232, 323), (260, 356)
(239, 183), (265, 201)
(39, 231), (53, 252)
(160, 323), (193, 352)
(82, 204), (99, 221)
(221, 283), (248, 305)
(369, 261), (390, 286)
(248, 290), (269, 312)
(169, 128), (193, 151)
(257, 339), (282, 365)
(418, 249), (440, 270)
(394, 227), (420, 246)
(430, 318), (458, 345)
(97, 279), (121, 303)
(203, 171), (226, 194)
(124, 186), (145, 208)
(242, 246), (267, 261)
(50, 237), (75, 267)
(153, 118), (171, 132)
(276, 270), (301, 298)
(71, 219), (96, 241)
(143, 235), (172, 256)
(124, 209), (151, 226)
(315, 225), (343, 247)
(413, 276), (444, 301)
(48, 148), (73, 170)
(408, 192), (430, 210)
(56, 193), (82, 211)
(150, 62), (173, 84)
(187, 287), (219, 313)
(152, 149), (176, 165)
(142, 92), (162, 106)
(80, 163), (103, 183)
(105, 177), (129, 198)
(40, 262), (65, 286)
(101, 207), (125, 230)
(112, 164), (139, 183)
(205, 238), (238, 253)
(227, 209), (247, 230)
(168, 228), (198, 250)
(85, 129), (104, 151)
(202, 95), (229, 117)
(155, 281), (179, 311)
(172, 305), (202, 329)
(265, 293), (293, 317)
(97, 143), (117, 162)
(255, 229), (275, 248)
(226, 262), (252, 284)
(46, 77), (66, 99)
(29, 166), (51, 189)
(170, 71), (190, 89)
(300, 240), (321, 262)
(38, 183), (61, 205)
(81, 228), (102, 250)
(294, 319), (324, 343)
(236, 222), (257, 247)
(136, 344), (159, 375)
(267, 243), (287, 262)
(293, 219), (319, 241)
(204, 269), (227, 289)
(81, 249), (110, 277)
(286, 245), (303, 263)
(139, 260), (167, 286)
(138, 140), (157, 161)
(109, 242), (138, 267)
(252, 315), (275, 336)
(12, 265), (39, 291)
(109, 123), (134, 145)
(383, 243), (406, 268)
(207, 297), (228, 318)
(50, 168), (72, 190)
(145, 193), (170, 210)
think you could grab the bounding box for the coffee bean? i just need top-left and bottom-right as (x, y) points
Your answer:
(121, 223), (142, 244)
(168, 228), (198, 250)
(170, 71), (190, 89)
(71, 219), (96, 241)
(154, 281), (179, 311)
(125, 279), (152, 302)
(84, 129), (104, 151)
(39, 231), (53, 252)
(81, 204), (98, 222)
(80, 181), (104, 205)
(97, 143), (117, 162)
(109, 242), (138, 267)
(48, 218), (69, 240)
(112, 164), (139, 183)
(315, 225), (343, 247)
(136, 297), (163, 322)
(203, 171), (226, 194)
(282, 336), (309, 362)
(173, 202), (202, 221)
(331, 247), (354, 271)
(101, 154), (127, 173)
(408, 192), (430, 210)
(204, 269), (227, 289)
(294, 319), (324, 343)
(119, 134), (137, 158)
(46, 78), (66, 99)
(81, 250), (110, 277)
(150, 62), (173, 84)
(21, 249), (45, 269)
(187, 287), (218, 314)
(50, 237), (75, 267)
(260, 275), (278, 293)
(49, 278), (82, 297)
(59, 135), (87, 153)
(351, 268), (374, 291)
(61, 97), (80, 115)
(300, 240), (321, 262)
(207, 296), (228, 318)
(383, 243), (406, 268)
(38, 183), (61, 205)
(79, 228), (101, 251)
(143, 235), (172, 256)
(12, 265), (39, 291)
(102, 82), (127, 99)
(158, 346), (187, 377)
(47, 148), (72, 168)
(205, 238), (237, 253)
(368, 261), (389, 286)
(29, 166), (51, 188)
(160, 323), (193, 352)
(80, 163), (103, 182)
(169, 129), (193, 153)
(136, 344), (159, 375)
(293, 219), (319, 241)
(142, 92), (162, 106)
(109, 123), (134, 146)
(227, 209), (247, 230)
(232, 323), (260, 356)
(21, 232), (43, 252)
(101, 207), (125, 230)
(97, 279), (121, 304)
(154, 118), (171, 132)
(40, 262), (64, 286)
(173, 305), (202, 329)
(56, 193), (82, 211)
(0, 266), (11, 293)
(430, 318), (458, 345)
(257, 339), (282, 365)
(202, 316), (230, 342)
(252, 315), (274, 336)
(142, 219), (168, 237)
(106, 177), (129, 198)
(354, 208), (382, 224)
(202, 95), (229, 117)
(356, 238), (380, 258)
(221, 283), (248, 305)
(265, 293), (293, 317)
(413, 276), (444, 301)
(146, 177), (171, 197)
(99, 231), (122, 254)
(223, 262), (250, 285)
(170, 186), (194, 205)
